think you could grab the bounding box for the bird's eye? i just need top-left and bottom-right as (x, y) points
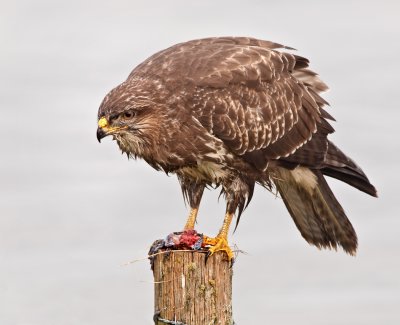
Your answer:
(109, 113), (119, 122)
(123, 111), (135, 119)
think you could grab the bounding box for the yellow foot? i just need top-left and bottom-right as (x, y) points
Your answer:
(203, 235), (234, 261)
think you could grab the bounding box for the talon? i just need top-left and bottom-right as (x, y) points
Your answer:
(203, 235), (234, 262)
(205, 251), (211, 265)
(229, 258), (235, 268)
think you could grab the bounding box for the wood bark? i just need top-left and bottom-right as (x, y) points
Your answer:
(152, 250), (233, 325)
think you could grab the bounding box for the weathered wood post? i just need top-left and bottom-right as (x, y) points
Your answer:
(150, 248), (233, 325)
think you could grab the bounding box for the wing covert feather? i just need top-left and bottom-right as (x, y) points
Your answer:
(128, 36), (330, 170)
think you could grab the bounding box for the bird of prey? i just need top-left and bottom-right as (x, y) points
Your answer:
(97, 37), (377, 260)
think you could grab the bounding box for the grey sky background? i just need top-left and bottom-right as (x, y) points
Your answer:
(1, 0), (399, 324)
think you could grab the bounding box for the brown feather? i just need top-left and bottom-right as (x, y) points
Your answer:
(274, 167), (358, 255)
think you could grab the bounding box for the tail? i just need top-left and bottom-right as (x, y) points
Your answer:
(273, 167), (360, 255)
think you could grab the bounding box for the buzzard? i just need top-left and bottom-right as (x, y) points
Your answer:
(97, 37), (376, 260)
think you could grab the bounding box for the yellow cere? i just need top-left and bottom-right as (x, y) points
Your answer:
(98, 117), (109, 128)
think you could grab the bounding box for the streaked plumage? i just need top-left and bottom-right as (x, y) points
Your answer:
(97, 37), (377, 255)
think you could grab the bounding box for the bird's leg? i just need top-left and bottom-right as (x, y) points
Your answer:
(203, 212), (234, 261)
(184, 207), (199, 230)
(178, 177), (205, 231)
(203, 178), (251, 262)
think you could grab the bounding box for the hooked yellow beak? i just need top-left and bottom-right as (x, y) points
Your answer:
(96, 116), (128, 143)
(97, 117), (109, 142)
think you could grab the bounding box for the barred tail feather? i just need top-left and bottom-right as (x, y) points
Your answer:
(273, 167), (357, 255)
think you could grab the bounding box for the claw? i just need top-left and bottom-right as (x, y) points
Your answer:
(203, 235), (234, 263)
(204, 251), (211, 265)
(229, 258), (235, 268)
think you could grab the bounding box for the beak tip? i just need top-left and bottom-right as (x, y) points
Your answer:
(97, 128), (105, 143)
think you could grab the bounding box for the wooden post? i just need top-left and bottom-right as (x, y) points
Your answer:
(151, 250), (233, 325)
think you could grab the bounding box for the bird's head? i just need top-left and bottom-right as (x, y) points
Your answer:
(96, 82), (159, 158)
